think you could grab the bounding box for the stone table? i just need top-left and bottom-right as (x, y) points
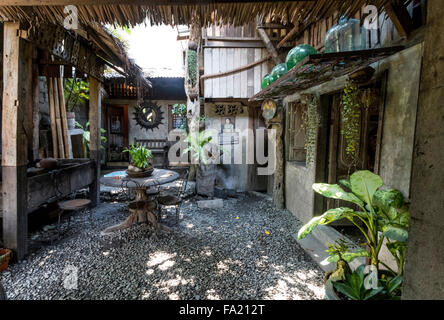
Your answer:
(100, 169), (179, 234)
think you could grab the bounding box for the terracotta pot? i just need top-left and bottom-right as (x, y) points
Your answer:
(0, 249), (12, 272)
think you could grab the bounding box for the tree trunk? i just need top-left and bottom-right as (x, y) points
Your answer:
(196, 163), (216, 197)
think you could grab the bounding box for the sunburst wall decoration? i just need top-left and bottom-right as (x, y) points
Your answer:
(133, 101), (164, 131)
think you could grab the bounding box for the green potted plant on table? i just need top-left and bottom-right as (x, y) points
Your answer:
(298, 170), (409, 300)
(123, 144), (154, 178)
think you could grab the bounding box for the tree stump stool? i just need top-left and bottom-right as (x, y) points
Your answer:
(57, 199), (91, 238)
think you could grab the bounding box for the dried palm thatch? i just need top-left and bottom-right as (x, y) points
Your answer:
(0, 1), (393, 28)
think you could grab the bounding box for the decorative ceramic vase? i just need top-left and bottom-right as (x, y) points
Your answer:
(285, 44), (318, 70)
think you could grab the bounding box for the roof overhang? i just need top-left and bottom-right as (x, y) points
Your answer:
(249, 46), (405, 101)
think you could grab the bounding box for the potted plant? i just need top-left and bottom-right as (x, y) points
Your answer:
(123, 144), (154, 178)
(298, 170), (409, 300)
(183, 130), (219, 197)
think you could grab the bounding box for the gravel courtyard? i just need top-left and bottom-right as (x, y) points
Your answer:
(1, 190), (325, 300)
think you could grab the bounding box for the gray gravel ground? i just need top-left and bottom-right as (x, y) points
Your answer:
(1, 188), (325, 300)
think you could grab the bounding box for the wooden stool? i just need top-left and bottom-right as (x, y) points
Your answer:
(57, 199), (91, 238)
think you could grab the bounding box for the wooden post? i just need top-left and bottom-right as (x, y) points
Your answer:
(2, 22), (32, 260)
(47, 77), (59, 158)
(57, 76), (70, 158)
(186, 12), (202, 181)
(31, 49), (40, 161)
(53, 77), (65, 158)
(266, 107), (285, 209)
(88, 76), (101, 206)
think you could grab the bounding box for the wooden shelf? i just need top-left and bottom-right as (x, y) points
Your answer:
(249, 46), (405, 101)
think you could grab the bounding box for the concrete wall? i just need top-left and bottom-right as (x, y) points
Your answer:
(284, 162), (316, 223)
(403, 0), (444, 299)
(204, 102), (254, 192)
(104, 99), (186, 144)
(373, 44), (423, 198)
(283, 45), (422, 224)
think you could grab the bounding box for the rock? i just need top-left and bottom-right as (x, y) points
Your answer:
(197, 198), (224, 209)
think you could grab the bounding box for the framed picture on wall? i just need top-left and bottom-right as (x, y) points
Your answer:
(219, 116), (239, 144)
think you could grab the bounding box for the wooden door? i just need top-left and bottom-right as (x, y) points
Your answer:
(326, 88), (381, 211)
(106, 105), (129, 163)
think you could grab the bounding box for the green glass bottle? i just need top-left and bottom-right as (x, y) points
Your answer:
(285, 44), (318, 70)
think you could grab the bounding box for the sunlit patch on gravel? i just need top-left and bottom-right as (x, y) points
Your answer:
(2, 192), (325, 300)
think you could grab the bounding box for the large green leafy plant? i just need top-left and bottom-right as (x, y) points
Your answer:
(298, 170), (409, 299)
(183, 130), (215, 165)
(123, 144), (153, 169)
(75, 121), (107, 157)
(64, 78), (90, 113)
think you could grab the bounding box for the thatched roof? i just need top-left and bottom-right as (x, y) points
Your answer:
(0, 1), (391, 28)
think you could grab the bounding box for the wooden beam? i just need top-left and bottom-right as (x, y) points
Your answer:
(88, 76), (101, 206)
(2, 22), (31, 260)
(384, 2), (414, 38)
(201, 55), (270, 81)
(256, 27), (282, 65)
(0, 0), (310, 5)
(277, 24), (299, 49)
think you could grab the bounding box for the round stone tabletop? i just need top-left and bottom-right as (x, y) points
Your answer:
(100, 169), (179, 189)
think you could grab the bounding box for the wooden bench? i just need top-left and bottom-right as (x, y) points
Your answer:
(134, 138), (170, 168)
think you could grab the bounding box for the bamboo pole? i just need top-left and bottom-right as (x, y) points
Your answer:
(57, 76), (70, 158)
(52, 77), (65, 158)
(47, 77), (59, 158)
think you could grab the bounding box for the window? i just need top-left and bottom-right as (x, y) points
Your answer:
(287, 101), (306, 163)
(169, 105), (187, 130)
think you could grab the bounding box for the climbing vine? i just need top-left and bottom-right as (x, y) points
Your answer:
(187, 50), (198, 87)
(304, 95), (320, 166)
(341, 80), (361, 167)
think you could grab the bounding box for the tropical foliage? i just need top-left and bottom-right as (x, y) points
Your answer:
(298, 170), (409, 300)
(123, 144), (153, 169)
(64, 78), (89, 112)
(75, 121), (107, 157)
(183, 130), (217, 165)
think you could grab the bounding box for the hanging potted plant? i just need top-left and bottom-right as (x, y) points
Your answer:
(298, 170), (409, 300)
(123, 144), (154, 178)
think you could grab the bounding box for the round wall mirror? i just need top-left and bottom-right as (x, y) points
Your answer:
(133, 101), (164, 131)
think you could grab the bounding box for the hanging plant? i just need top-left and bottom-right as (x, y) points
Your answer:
(341, 80), (361, 167)
(304, 95), (320, 166)
(187, 50), (198, 88)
